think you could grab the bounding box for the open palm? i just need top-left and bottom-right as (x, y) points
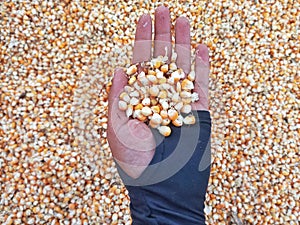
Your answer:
(107, 6), (210, 179)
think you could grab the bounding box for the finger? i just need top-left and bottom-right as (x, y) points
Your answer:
(108, 68), (128, 104)
(175, 17), (191, 75)
(132, 14), (152, 64)
(192, 44), (210, 111)
(108, 68), (129, 128)
(154, 6), (172, 61)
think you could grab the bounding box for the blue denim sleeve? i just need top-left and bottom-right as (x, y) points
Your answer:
(116, 110), (211, 225)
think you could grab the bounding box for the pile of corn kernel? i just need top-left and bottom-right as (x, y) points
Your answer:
(0, 1), (299, 225)
(119, 55), (198, 137)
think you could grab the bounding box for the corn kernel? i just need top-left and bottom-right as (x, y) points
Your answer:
(151, 105), (160, 114)
(161, 64), (169, 73)
(183, 114), (196, 125)
(157, 126), (171, 137)
(141, 106), (152, 116)
(168, 109), (179, 121)
(118, 100), (127, 111)
(119, 92), (130, 103)
(126, 65), (137, 75)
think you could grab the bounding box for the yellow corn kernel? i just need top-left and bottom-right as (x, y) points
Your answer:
(158, 77), (167, 84)
(151, 105), (160, 114)
(150, 97), (158, 106)
(128, 76), (136, 85)
(134, 103), (143, 110)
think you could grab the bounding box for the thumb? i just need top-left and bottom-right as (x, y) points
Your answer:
(108, 68), (128, 107)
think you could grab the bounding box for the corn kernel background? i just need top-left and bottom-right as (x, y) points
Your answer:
(0, 0), (299, 224)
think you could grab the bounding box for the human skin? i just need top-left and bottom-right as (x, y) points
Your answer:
(107, 6), (210, 179)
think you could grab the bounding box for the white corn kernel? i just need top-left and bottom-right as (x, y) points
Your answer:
(182, 98), (192, 104)
(126, 65), (137, 75)
(118, 100), (127, 111)
(171, 93), (180, 103)
(191, 92), (199, 102)
(149, 86), (159, 97)
(149, 120), (160, 128)
(157, 126), (171, 137)
(172, 115), (183, 127)
(147, 75), (158, 84)
(150, 113), (162, 125)
(181, 79), (194, 90)
(176, 82), (181, 92)
(183, 114), (196, 125)
(137, 71), (146, 79)
(142, 97), (151, 106)
(160, 83), (171, 90)
(161, 118), (171, 126)
(161, 64), (169, 73)
(167, 77), (175, 85)
(160, 110), (168, 119)
(161, 101), (169, 110)
(139, 76), (150, 86)
(156, 70), (164, 79)
(124, 85), (133, 93)
(168, 109), (179, 121)
(133, 109), (141, 118)
(129, 90), (140, 97)
(133, 81), (141, 90)
(141, 106), (152, 116)
(174, 102), (183, 112)
(130, 97), (139, 106)
(180, 91), (192, 98)
(126, 105), (133, 117)
(169, 62), (177, 70)
(181, 104), (192, 114)
(119, 92), (130, 103)
(158, 90), (168, 99)
(187, 70), (195, 81)
(171, 70), (181, 82)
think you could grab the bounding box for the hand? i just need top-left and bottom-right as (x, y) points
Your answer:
(107, 6), (210, 179)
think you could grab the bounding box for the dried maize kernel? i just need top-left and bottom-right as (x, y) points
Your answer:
(126, 65), (137, 75)
(157, 126), (171, 137)
(118, 53), (199, 137)
(118, 100), (127, 111)
(183, 114), (196, 125)
(141, 106), (152, 117)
